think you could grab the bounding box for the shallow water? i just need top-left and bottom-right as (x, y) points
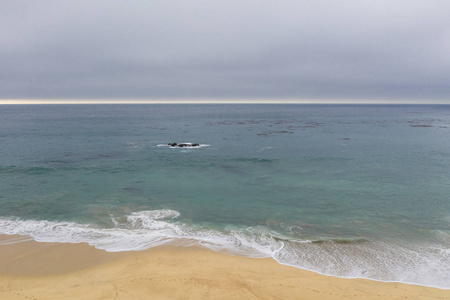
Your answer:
(0, 104), (449, 288)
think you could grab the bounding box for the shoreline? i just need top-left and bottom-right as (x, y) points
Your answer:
(1, 235), (449, 299)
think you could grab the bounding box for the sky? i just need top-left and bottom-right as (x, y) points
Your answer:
(1, 1), (449, 103)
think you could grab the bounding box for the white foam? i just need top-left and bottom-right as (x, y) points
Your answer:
(273, 238), (450, 289)
(0, 211), (275, 255)
(0, 211), (449, 289)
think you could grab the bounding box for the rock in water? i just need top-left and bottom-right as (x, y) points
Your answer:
(168, 143), (200, 148)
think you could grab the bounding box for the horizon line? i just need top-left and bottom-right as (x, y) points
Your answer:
(0, 99), (448, 105)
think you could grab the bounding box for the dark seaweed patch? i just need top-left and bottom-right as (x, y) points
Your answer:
(257, 130), (294, 137)
(311, 238), (369, 244)
(234, 158), (274, 163)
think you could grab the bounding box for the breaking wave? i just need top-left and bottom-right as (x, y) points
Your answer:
(0, 210), (449, 289)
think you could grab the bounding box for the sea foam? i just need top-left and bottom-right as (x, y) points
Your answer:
(0, 210), (449, 289)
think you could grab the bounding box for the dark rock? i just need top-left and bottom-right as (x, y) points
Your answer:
(169, 143), (200, 147)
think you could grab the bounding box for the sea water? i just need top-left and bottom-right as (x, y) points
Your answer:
(0, 104), (449, 288)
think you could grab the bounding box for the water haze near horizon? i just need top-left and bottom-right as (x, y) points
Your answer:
(0, 104), (449, 288)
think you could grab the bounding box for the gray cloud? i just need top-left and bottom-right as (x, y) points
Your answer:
(1, 0), (449, 102)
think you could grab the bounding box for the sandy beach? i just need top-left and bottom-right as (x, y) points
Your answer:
(0, 235), (448, 300)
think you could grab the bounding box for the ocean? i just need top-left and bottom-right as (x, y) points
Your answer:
(0, 104), (449, 288)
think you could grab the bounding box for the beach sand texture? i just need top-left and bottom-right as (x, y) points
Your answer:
(0, 235), (449, 300)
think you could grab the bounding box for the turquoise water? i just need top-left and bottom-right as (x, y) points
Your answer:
(0, 104), (449, 288)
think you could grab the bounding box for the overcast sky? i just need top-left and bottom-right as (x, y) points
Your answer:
(1, 1), (449, 103)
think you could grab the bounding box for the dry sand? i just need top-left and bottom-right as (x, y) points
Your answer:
(0, 235), (448, 300)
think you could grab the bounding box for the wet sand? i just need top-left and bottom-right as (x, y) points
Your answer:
(0, 235), (448, 300)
